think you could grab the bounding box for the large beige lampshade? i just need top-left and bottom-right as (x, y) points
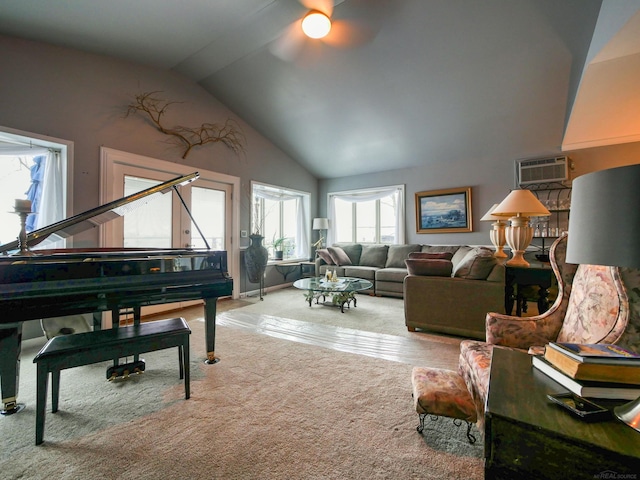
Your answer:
(480, 204), (508, 258)
(492, 190), (550, 267)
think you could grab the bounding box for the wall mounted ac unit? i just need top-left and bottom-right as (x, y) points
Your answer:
(517, 156), (569, 185)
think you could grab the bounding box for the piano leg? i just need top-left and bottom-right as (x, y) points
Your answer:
(0, 323), (25, 415)
(203, 297), (219, 364)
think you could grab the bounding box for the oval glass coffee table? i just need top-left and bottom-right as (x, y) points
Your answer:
(293, 277), (373, 313)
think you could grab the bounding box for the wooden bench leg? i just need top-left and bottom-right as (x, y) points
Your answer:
(51, 370), (60, 413)
(183, 337), (190, 400)
(35, 365), (48, 445)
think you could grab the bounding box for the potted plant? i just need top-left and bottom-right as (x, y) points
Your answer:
(272, 236), (287, 260)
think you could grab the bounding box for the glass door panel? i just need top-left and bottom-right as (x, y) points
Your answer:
(123, 176), (172, 248)
(190, 186), (225, 250)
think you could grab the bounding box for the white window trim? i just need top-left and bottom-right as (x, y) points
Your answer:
(328, 184), (405, 245)
(251, 181), (311, 261)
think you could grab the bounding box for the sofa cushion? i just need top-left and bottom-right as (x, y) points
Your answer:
(316, 249), (334, 265)
(405, 259), (453, 277)
(452, 247), (497, 280)
(451, 246), (474, 267)
(333, 243), (363, 265)
(360, 244), (389, 268)
(409, 252), (453, 260)
(385, 244), (422, 268)
(421, 245), (461, 256)
(344, 266), (377, 281)
(376, 267), (408, 283)
(327, 246), (353, 266)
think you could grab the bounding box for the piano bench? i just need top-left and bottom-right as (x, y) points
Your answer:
(32, 317), (191, 445)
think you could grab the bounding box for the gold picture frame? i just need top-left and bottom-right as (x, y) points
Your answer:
(415, 186), (472, 234)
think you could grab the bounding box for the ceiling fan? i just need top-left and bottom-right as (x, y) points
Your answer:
(270, 0), (375, 62)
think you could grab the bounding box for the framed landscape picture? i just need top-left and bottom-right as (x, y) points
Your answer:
(415, 187), (472, 234)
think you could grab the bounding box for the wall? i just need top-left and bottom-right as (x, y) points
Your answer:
(320, 145), (640, 248)
(0, 34), (318, 250)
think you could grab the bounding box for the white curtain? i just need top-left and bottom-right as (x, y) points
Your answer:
(253, 187), (309, 259)
(328, 186), (405, 246)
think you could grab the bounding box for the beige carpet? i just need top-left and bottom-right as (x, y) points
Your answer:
(0, 290), (483, 479)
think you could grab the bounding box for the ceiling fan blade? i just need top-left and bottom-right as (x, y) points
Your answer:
(269, 20), (308, 62)
(299, 0), (334, 17)
(321, 18), (375, 49)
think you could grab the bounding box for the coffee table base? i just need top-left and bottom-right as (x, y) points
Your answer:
(303, 290), (358, 313)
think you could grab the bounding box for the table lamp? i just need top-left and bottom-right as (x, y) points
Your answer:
(480, 203), (508, 258)
(564, 163), (640, 433)
(312, 217), (329, 249)
(491, 189), (550, 267)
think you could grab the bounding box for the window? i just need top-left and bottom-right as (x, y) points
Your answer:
(252, 182), (310, 261)
(0, 128), (70, 249)
(329, 185), (405, 245)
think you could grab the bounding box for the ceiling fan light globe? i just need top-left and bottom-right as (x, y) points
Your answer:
(302, 11), (331, 39)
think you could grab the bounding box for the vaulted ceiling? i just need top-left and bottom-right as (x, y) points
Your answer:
(0, 1), (615, 178)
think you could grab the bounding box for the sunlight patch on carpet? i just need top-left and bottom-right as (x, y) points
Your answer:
(214, 311), (457, 365)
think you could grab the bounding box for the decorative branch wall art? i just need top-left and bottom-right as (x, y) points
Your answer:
(126, 91), (245, 159)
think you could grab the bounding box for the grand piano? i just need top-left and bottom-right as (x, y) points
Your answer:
(0, 172), (233, 414)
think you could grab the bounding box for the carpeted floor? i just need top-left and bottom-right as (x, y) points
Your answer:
(0, 289), (484, 479)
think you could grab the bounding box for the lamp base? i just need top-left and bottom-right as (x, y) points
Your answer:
(505, 250), (530, 268)
(614, 397), (640, 433)
(494, 247), (508, 259)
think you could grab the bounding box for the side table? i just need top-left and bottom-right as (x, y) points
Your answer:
(504, 262), (553, 316)
(485, 348), (640, 479)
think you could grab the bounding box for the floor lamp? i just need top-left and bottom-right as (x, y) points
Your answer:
(491, 189), (550, 267)
(312, 217), (329, 252)
(564, 163), (640, 432)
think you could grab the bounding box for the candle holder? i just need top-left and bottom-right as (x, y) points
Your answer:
(14, 207), (33, 256)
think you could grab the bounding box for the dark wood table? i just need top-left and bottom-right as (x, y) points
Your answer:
(484, 348), (640, 479)
(504, 262), (553, 316)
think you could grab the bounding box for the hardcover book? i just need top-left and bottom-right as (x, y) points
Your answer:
(548, 342), (640, 365)
(532, 356), (640, 400)
(544, 346), (640, 385)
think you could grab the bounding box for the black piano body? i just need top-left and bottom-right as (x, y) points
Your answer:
(0, 172), (233, 414)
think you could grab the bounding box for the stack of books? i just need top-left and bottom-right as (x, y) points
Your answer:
(532, 342), (640, 399)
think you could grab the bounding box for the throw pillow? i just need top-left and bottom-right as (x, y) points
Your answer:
(360, 244), (389, 268)
(316, 249), (334, 265)
(327, 246), (353, 266)
(385, 244), (422, 268)
(452, 247), (497, 280)
(408, 252), (453, 260)
(405, 259), (453, 277)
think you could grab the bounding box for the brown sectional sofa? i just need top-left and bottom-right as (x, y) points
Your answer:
(315, 242), (505, 340)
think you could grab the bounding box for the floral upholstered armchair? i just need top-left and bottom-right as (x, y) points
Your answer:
(458, 233), (640, 431)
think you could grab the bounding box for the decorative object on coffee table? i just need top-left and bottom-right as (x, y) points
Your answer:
(564, 163), (640, 433)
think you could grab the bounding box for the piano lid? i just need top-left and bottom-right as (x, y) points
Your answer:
(0, 171), (200, 254)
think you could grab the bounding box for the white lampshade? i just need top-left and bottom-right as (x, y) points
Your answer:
(313, 217), (329, 230)
(301, 11), (331, 39)
(491, 189), (550, 217)
(480, 204), (503, 221)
